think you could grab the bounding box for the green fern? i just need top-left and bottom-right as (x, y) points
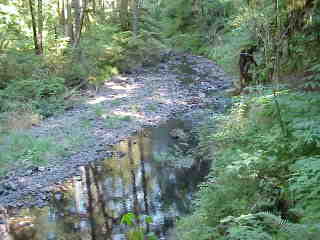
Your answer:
(176, 89), (320, 240)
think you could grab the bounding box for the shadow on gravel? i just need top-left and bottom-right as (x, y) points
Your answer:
(3, 119), (210, 240)
(0, 52), (232, 212)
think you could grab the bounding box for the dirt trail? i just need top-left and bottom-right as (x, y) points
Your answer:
(0, 53), (233, 208)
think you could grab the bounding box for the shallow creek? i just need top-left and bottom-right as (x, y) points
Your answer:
(3, 119), (209, 240)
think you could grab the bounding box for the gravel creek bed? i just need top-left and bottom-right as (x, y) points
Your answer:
(0, 53), (233, 208)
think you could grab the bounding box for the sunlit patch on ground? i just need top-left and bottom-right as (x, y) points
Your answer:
(87, 96), (108, 105)
(0, 53), (230, 211)
(104, 82), (140, 91)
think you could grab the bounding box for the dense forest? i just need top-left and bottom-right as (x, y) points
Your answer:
(1, 0), (320, 239)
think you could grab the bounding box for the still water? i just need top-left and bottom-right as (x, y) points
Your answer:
(4, 120), (209, 240)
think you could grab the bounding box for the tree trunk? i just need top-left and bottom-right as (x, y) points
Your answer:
(137, 0), (143, 9)
(131, 0), (139, 35)
(73, 0), (87, 48)
(37, 0), (44, 54)
(60, 0), (67, 36)
(67, 0), (74, 43)
(28, 0), (41, 55)
(73, 0), (81, 47)
(120, 0), (129, 30)
(92, 0), (96, 13)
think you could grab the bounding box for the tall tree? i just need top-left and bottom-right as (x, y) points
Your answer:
(131, 0), (139, 35)
(37, 0), (44, 54)
(119, 0), (129, 30)
(73, 0), (81, 47)
(67, 0), (74, 43)
(28, 0), (41, 54)
(59, 0), (66, 36)
(72, 0), (87, 48)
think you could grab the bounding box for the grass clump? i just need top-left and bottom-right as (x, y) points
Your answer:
(0, 133), (64, 175)
(0, 115), (92, 176)
(104, 114), (132, 129)
(110, 99), (123, 106)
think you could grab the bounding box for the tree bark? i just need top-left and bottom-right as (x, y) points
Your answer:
(131, 0), (139, 35)
(28, 0), (41, 55)
(73, 0), (81, 47)
(73, 0), (87, 48)
(60, 0), (67, 36)
(80, 0), (87, 42)
(67, 0), (74, 43)
(120, 0), (129, 30)
(37, 0), (44, 54)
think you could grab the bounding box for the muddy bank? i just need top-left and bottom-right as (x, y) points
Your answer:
(0, 52), (232, 208)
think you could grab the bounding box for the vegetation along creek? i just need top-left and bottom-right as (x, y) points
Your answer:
(2, 119), (212, 240)
(1, 0), (320, 239)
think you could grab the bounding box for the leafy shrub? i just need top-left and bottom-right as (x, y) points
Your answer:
(7, 76), (65, 100)
(177, 89), (320, 239)
(34, 96), (71, 118)
(290, 156), (320, 222)
(0, 50), (43, 88)
(120, 213), (157, 240)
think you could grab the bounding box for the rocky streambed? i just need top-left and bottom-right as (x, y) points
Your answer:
(0, 52), (233, 208)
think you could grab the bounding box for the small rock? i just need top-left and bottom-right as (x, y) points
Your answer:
(54, 192), (63, 201)
(170, 128), (189, 140)
(41, 186), (52, 192)
(25, 170), (33, 176)
(3, 182), (17, 191)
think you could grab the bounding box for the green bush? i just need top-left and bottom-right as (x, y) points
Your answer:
(0, 50), (43, 88)
(177, 89), (320, 239)
(8, 76), (65, 99)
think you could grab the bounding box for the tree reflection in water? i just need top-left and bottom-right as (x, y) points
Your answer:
(7, 120), (209, 240)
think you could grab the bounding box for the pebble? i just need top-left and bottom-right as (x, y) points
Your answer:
(0, 52), (232, 208)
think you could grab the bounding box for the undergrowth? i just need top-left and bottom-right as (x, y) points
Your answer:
(0, 134), (63, 175)
(0, 24), (164, 129)
(160, 0), (320, 88)
(0, 23), (164, 173)
(177, 88), (320, 239)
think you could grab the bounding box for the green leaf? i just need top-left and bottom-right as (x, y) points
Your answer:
(121, 213), (136, 226)
(146, 232), (159, 240)
(145, 216), (153, 224)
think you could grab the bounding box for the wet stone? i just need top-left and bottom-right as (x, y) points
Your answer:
(5, 118), (214, 239)
(0, 188), (7, 196)
(53, 192), (63, 201)
(3, 182), (17, 191)
(0, 52), (232, 218)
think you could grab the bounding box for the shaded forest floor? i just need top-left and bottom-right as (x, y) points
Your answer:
(0, 53), (232, 208)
